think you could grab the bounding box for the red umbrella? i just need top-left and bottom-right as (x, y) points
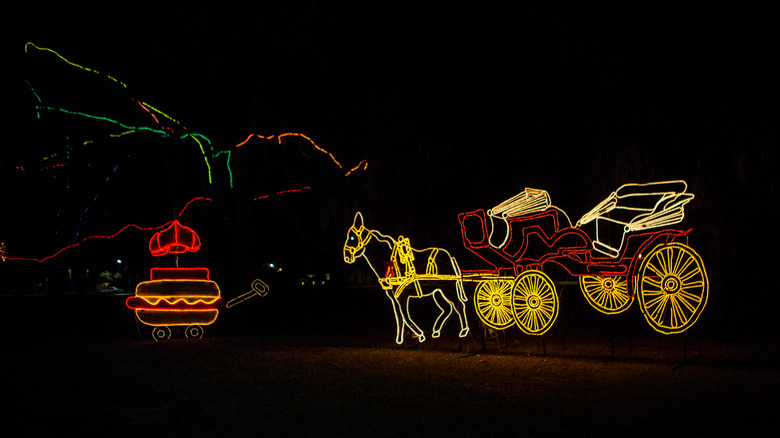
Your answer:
(149, 220), (201, 256)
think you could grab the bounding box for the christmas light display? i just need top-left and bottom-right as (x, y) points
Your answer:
(343, 180), (707, 339)
(5, 42), (372, 271)
(458, 180), (707, 335)
(636, 242), (708, 334)
(127, 221), (222, 340)
(24, 42), (128, 88)
(253, 186), (311, 201)
(126, 268), (222, 334)
(18, 42), (366, 201)
(226, 279), (270, 308)
(148, 220), (201, 257)
(576, 181), (695, 258)
(3, 197), (212, 263)
(343, 212), (470, 344)
(235, 132), (369, 177)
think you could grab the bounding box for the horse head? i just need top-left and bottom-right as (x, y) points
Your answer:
(344, 212), (372, 264)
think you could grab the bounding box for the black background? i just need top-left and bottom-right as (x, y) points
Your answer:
(2, 3), (778, 331)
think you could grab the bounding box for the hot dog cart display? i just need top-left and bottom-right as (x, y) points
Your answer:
(126, 219), (268, 340)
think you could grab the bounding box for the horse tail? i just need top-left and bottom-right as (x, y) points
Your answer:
(450, 256), (467, 302)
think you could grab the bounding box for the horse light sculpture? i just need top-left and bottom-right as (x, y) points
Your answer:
(343, 212), (470, 344)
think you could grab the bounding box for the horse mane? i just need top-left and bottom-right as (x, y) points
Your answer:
(359, 229), (395, 279)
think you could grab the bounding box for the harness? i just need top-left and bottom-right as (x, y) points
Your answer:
(345, 225), (373, 263)
(379, 236), (440, 298)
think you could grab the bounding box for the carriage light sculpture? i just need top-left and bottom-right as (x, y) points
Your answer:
(343, 212), (470, 344)
(458, 180), (708, 335)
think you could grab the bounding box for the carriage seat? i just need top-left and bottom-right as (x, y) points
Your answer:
(487, 188), (552, 249)
(575, 181), (694, 258)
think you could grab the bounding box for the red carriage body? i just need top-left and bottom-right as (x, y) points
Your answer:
(457, 182), (708, 335)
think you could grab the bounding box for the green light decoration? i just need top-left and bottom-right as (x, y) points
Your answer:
(21, 42), (367, 191)
(24, 42), (128, 88)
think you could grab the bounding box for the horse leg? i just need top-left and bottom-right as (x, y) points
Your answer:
(431, 289), (454, 338)
(385, 290), (406, 344)
(401, 294), (426, 343)
(448, 258), (470, 337)
(452, 280), (469, 338)
(449, 280), (470, 338)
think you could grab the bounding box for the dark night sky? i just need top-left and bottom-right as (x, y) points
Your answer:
(2, 3), (779, 293)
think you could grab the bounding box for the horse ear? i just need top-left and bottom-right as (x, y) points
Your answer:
(353, 211), (364, 228)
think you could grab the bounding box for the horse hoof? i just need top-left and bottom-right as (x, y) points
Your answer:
(459, 327), (469, 338)
(418, 334), (426, 343)
(432, 331), (441, 338)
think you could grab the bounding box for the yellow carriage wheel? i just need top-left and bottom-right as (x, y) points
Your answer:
(511, 270), (559, 335)
(638, 243), (708, 334)
(474, 279), (515, 330)
(579, 275), (633, 314)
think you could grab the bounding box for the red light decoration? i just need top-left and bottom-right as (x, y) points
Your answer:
(127, 212), (269, 340)
(6, 223), (166, 263)
(129, 220), (220, 340)
(150, 267), (210, 280)
(148, 220), (201, 257)
(3, 195), (212, 263)
(178, 196), (212, 217)
(253, 186), (311, 201)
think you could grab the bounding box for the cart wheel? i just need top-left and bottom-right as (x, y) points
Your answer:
(185, 325), (204, 339)
(151, 326), (172, 341)
(474, 279), (515, 330)
(511, 270), (559, 335)
(638, 242), (708, 334)
(579, 275), (633, 314)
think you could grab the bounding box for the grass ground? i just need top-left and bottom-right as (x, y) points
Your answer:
(2, 290), (777, 437)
